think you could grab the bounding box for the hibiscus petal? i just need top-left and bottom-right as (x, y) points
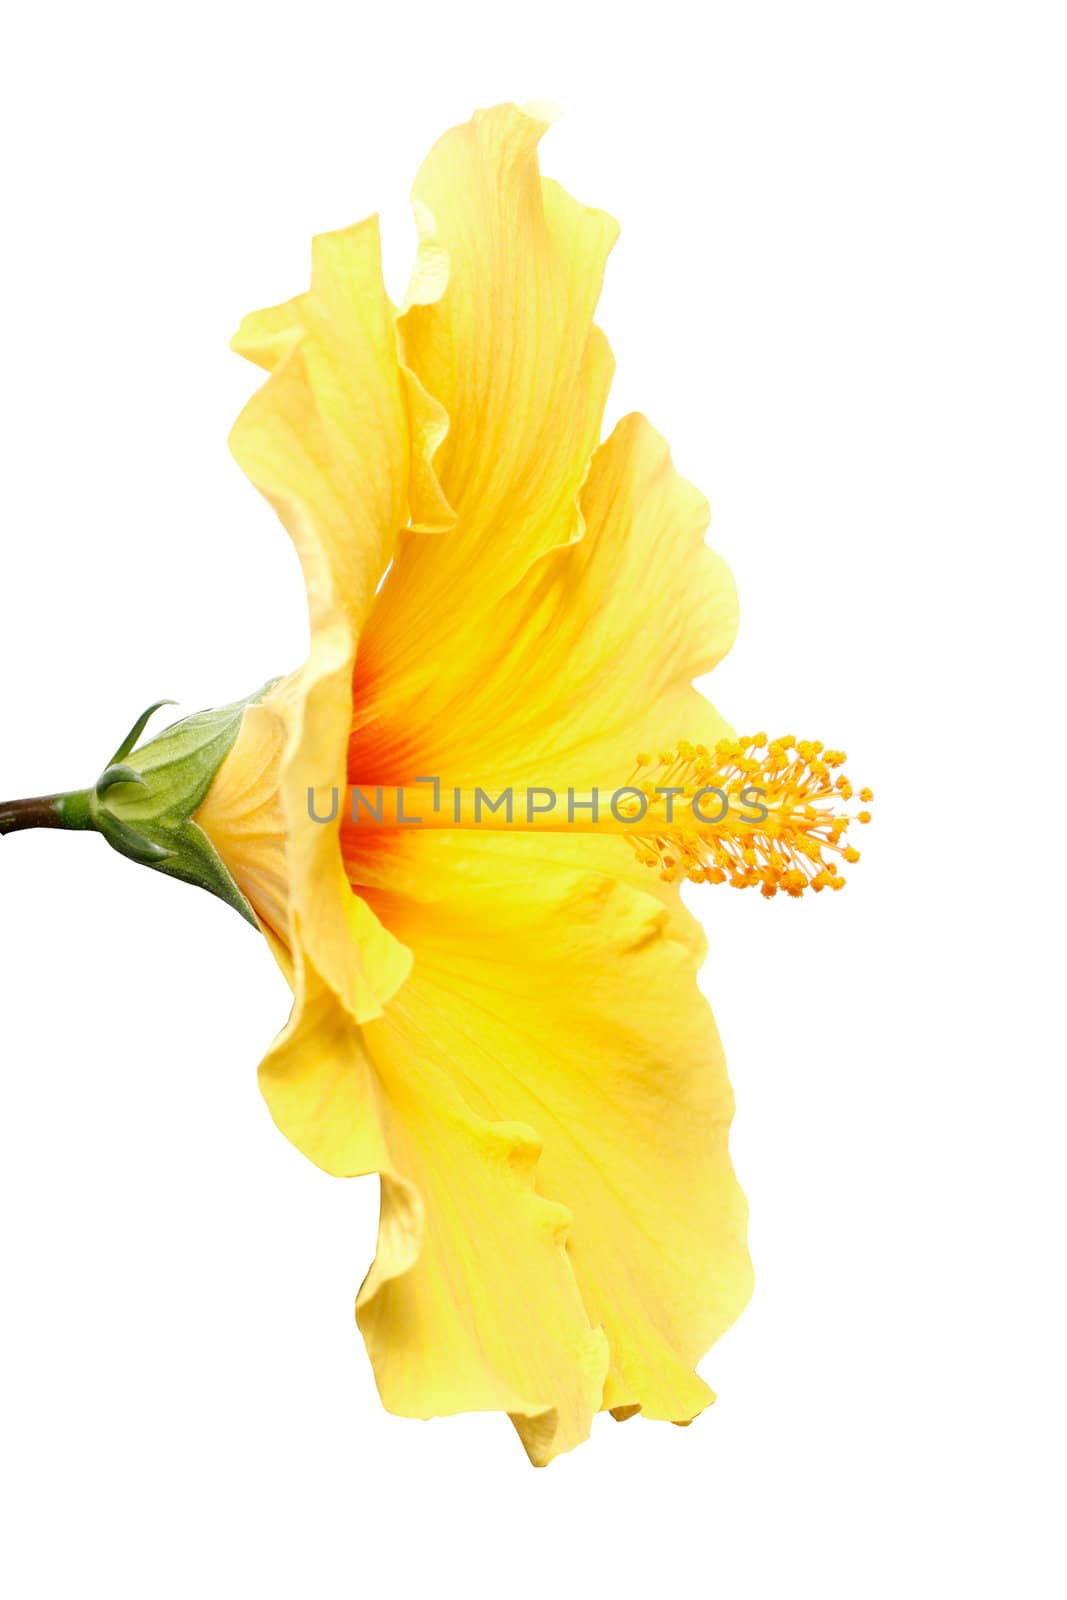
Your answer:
(356, 829), (752, 1423)
(259, 961), (609, 1465)
(351, 410), (737, 792)
(354, 103), (618, 723)
(228, 217), (442, 1019)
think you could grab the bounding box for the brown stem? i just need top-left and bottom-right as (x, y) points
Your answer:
(0, 791), (93, 835)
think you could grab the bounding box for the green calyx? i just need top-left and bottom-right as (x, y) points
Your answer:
(3, 685), (275, 926)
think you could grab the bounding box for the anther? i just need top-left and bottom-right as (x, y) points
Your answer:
(622, 734), (872, 897)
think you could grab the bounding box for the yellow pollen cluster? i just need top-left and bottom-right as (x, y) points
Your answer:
(623, 735), (872, 897)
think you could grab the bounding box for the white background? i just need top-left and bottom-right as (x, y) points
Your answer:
(1, 3), (1063, 1595)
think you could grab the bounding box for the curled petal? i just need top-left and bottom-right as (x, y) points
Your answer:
(260, 963), (609, 1465)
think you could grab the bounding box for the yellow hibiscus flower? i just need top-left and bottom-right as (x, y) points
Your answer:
(1, 102), (869, 1465)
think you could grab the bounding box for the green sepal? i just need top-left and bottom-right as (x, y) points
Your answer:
(96, 763), (149, 794)
(88, 685), (277, 927)
(95, 811), (173, 865)
(107, 700), (177, 766)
